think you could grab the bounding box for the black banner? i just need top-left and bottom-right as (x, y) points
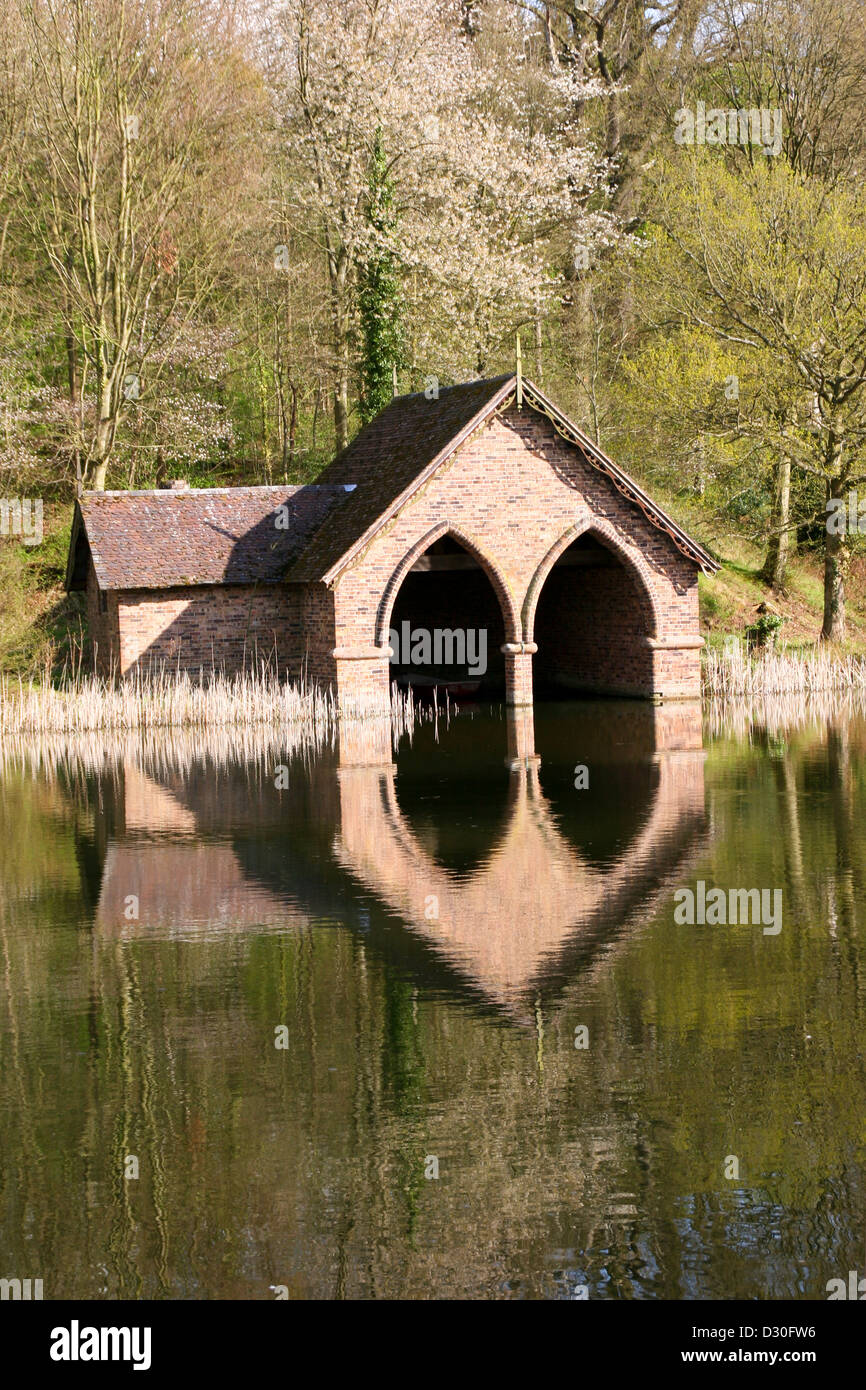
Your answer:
(6, 1296), (861, 1377)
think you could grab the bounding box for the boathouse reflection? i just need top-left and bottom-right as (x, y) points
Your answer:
(92, 704), (709, 1014)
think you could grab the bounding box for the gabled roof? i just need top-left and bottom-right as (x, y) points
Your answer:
(67, 484), (351, 592)
(67, 378), (719, 595)
(288, 375), (720, 582)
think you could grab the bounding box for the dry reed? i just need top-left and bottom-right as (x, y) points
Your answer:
(0, 669), (448, 785)
(0, 666), (430, 738)
(704, 687), (866, 740)
(702, 644), (866, 698)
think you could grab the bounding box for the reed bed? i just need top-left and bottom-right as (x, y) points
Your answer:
(0, 720), (323, 784)
(0, 668), (446, 780)
(702, 643), (866, 698)
(0, 665), (430, 738)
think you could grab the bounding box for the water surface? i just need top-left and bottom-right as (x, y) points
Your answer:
(0, 700), (864, 1299)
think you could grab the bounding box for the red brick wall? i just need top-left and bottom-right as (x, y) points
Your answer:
(86, 560), (120, 677)
(113, 583), (335, 682)
(533, 558), (654, 696)
(300, 584), (337, 686)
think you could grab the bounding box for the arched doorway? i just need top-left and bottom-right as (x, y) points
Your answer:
(386, 534), (507, 698)
(530, 530), (657, 698)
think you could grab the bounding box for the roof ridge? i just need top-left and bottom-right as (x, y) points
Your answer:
(84, 483), (349, 499)
(519, 379), (719, 573)
(290, 376), (517, 581)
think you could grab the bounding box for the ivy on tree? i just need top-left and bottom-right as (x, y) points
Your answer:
(357, 129), (405, 427)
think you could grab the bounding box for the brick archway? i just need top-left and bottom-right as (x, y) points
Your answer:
(375, 521), (521, 650)
(523, 519), (662, 700)
(523, 519), (661, 644)
(331, 727), (707, 1010)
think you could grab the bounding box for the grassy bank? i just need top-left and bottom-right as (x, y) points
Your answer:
(0, 505), (82, 675)
(697, 530), (866, 652)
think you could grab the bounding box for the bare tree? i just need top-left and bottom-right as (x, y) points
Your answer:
(17, 0), (262, 489)
(707, 0), (866, 186)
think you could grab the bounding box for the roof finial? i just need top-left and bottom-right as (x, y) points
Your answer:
(516, 332), (523, 410)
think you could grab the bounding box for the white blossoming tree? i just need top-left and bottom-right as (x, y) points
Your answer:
(270, 0), (620, 447)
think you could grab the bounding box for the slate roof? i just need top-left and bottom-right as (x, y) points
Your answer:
(287, 375), (719, 581)
(66, 484), (351, 591)
(287, 377), (515, 582)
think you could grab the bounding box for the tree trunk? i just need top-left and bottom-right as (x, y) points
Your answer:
(822, 435), (847, 641)
(89, 391), (115, 491)
(333, 375), (349, 453)
(759, 451), (792, 589)
(329, 253), (350, 453)
(288, 382), (298, 479)
(534, 306), (544, 385)
(822, 522), (847, 641)
(66, 331), (82, 493)
(543, 6), (557, 67)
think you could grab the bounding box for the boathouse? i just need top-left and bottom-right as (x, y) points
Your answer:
(65, 375), (718, 711)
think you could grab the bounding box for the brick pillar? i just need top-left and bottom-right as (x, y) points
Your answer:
(337, 715), (395, 768)
(336, 764), (397, 855)
(651, 699), (703, 751)
(505, 705), (537, 768)
(332, 645), (391, 717)
(645, 637), (704, 700)
(502, 641), (537, 707)
(652, 748), (707, 822)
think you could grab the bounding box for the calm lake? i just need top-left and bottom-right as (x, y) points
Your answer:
(1, 698), (864, 1300)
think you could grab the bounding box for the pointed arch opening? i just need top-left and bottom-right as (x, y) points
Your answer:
(380, 528), (513, 699)
(528, 526), (659, 699)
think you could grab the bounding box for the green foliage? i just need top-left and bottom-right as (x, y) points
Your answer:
(745, 611), (786, 647)
(614, 325), (763, 505)
(0, 514), (83, 676)
(4, 0), (866, 657)
(357, 130), (405, 427)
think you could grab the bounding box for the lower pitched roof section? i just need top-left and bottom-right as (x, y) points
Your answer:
(68, 484), (351, 592)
